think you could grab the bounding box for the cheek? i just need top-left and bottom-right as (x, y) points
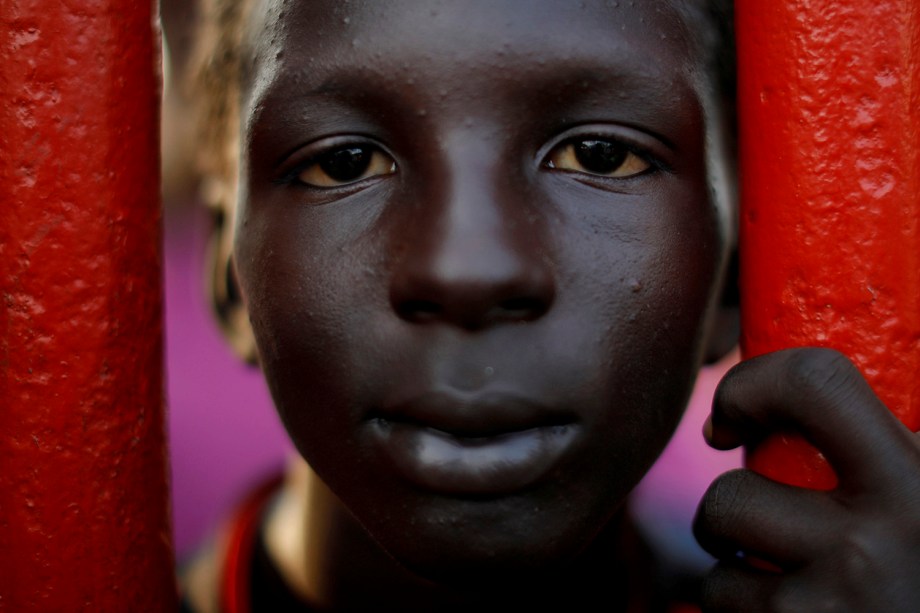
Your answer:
(557, 183), (720, 350)
(238, 196), (381, 337)
(560, 188), (721, 470)
(234, 206), (385, 441)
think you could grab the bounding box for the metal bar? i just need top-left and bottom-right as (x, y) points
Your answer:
(738, 0), (920, 488)
(0, 1), (176, 609)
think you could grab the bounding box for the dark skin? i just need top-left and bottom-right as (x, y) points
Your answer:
(696, 348), (920, 612)
(213, 1), (920, 610)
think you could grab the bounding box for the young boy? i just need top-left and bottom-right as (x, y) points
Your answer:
(183, 1), (920, 611)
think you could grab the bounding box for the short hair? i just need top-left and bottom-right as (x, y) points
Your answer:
(191, 0), (254, 209)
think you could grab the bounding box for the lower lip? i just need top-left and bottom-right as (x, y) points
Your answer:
(370, 421), (579, 496)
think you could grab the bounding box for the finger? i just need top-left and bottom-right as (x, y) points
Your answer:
(700, 562), (783, 613)
(765, 568), (866, 613)
(693, 469), (841, 568)
(708, 347), (917, 489)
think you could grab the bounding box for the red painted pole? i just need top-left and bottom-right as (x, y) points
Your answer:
(0, 2), (176, 611)
(738, 1), (920, 488)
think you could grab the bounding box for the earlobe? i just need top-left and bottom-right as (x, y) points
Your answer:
(207, 199), (259, 366)
(703, 249), (739, 364)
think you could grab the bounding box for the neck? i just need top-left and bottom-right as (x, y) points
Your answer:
(265, 459), (657, 611)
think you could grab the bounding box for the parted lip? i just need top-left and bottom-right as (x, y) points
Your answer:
(366, 390), (581, 495)
(371, 390), (578, 437)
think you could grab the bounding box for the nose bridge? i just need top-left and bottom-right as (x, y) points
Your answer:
(390, 128), (554, 329)
(432, 131), (515, 282)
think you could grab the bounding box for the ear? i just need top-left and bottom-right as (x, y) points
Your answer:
(703, 248), (739, 364)
(205, 179), (259, 365)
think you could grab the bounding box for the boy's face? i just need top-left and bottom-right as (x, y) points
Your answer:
(235, 0), (726, 581)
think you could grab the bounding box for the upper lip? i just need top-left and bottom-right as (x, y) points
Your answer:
(372, 390), (576, 438)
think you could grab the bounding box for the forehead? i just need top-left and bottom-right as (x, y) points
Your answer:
(252, 0), (694, 54)
(241, 0), (705, 114)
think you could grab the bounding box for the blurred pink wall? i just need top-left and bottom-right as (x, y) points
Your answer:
(165, 207), (291, 557)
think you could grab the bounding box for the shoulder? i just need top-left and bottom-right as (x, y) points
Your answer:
(179, 536), (222, 613)
(179, 475), (287, 613)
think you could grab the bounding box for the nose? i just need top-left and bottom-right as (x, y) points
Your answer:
(389, 142), (555, 330)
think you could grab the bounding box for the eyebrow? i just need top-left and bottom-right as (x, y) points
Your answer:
(498, 65), (691, 150)
(253, 53), (699, 164)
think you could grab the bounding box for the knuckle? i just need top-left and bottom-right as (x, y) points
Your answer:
(834, 521), (887, 581)
(771, 578), (846, 613)
(771, 590), (842, 613)
(784, 347), (855, 401)
(768, 590), (799, 613)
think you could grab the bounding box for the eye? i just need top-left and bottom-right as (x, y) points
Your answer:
(296, 145), (396, 187)
(545, 139), (650, 178)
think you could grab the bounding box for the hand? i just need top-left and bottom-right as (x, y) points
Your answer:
(693, 347), (920, 612)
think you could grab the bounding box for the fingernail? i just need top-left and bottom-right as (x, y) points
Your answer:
(703, 414), (714, 442)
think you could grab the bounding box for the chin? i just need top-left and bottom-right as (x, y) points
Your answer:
(396, 543), (581, 591)
(362, 487), (624, 590)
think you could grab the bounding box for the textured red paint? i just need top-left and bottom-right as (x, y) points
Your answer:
(738, 1), (920, 488)
(0, 1), (176, 610)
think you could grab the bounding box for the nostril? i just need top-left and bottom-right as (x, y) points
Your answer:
(397, 299), (443, 323)
(497, 296), (548, 321)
